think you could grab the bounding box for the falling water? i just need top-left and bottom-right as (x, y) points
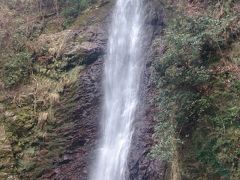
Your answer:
(90, 0), (144, 179)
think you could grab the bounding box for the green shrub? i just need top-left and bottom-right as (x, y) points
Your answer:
(62, 7), (80, 18)
(153, 3), (240, 178)
(3, 52), (32, 88)
(62, 0), (89, 18)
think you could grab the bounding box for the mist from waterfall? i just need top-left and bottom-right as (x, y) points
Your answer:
(90, 0), (144, 179)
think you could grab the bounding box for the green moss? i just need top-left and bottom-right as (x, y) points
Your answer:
(3, 52), (32, 88)
(62, 0), (91, 29)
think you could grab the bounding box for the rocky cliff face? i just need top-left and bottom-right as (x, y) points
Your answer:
(39, 0), (168, 179)
(128, 1), (168, 179)
(0, 0), (169, 179)
(0, 1), (111, 179)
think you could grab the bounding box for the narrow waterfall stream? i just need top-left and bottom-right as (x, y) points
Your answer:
(90, 0), (144, 179)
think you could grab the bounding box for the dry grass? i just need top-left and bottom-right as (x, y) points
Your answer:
(30, 29), (75, 59)
(168, 0), (239, 20)
(183, 1), (206, 17)
(170, 140), (181, 180)
(0, 4), (14, 50)
(38, 112), (48, 130)
(233, 2), (240, 13)
(166, 0), (207, 17)
(48, 92), (60, 105)
(210, 59), (240, 74)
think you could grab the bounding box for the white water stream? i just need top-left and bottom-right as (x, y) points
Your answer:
(90, 0), (144, 179)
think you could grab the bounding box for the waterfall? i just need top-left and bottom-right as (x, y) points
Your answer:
(90, 0), (144, 179)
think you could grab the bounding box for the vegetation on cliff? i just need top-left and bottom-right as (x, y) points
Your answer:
(152, 0), (240, 179)
(0, 0), (108, 179)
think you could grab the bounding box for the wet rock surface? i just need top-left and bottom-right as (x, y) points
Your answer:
(41, 58), (103, 180)
(128, 44), (168, 180)
(127, 2), (167, 179)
